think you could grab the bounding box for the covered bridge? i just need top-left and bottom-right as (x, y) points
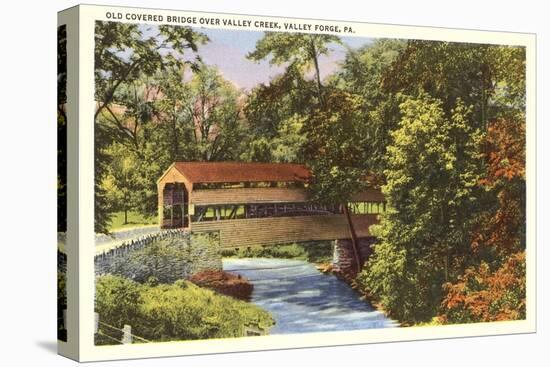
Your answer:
(157, 162), (386, 248)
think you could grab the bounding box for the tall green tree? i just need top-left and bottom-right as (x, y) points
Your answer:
(248, 32), (341, 105)
(243, 32), (342, 166)
(101, 143), (143, 225)
(359, 94), (484, 323)
(331, 39), (405, 175)
(184, 65), (247, 161)
(245, 67), (317, 137)
(155, 66), (192, 163)
(380, 41), (526, 131)
(242, 64), (317, 163)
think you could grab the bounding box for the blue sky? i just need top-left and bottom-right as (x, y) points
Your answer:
(140, 24), (374, 91)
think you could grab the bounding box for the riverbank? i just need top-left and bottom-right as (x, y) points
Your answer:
(316, 262), (394, 323)
(318, 263), (443, 327)
(221, 241), (333, 264)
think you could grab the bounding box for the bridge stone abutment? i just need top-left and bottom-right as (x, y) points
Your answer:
(332, 237), (376, 278)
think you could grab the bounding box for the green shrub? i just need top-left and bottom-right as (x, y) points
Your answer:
(95, 275), (143, 330)
(95, 275), (274, 344)
(356, 241), (444, 324)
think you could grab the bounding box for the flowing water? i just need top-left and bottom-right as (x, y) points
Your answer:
(223, 258), (398, 334)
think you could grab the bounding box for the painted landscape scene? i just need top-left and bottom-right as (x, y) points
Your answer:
(88, 20), (527, 345)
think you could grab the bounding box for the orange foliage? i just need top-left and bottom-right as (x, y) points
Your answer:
(442, 118), (526, 324)
(472, 118), (526, 254)
(471, 189), (525, 254)
(480, 117), (525, 186)
(441, 252), (526, 323)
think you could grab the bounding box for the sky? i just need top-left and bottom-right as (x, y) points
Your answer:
(139, 24), (374, 91)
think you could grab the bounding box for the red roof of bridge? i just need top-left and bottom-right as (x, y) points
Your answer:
(172, 162), (312, 184)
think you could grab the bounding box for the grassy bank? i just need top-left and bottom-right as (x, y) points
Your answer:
(108, 211), (156, 232)
(95, 275), (274, 344)
(221, 241), (334, 264)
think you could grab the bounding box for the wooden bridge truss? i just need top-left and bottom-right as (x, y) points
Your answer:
(157, 162), (386, 248)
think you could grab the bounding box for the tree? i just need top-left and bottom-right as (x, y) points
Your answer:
(155, 66), (192, 163)
(331, 39), (405, 175)
(184, 65), (247, 161)
(381, 41), (526, 132)
(439, 115), (526, 323)
(93, 22), (207, 233)
(472, 117), (526, 256)
(359, 94), (484, 323)
(244, 66), (317, 138)
(302, 90), (371, 272)
(349, 42), (527, 324)
(241, 107), (309, 164)
(382, 40), (495, 129)
(94, 22), (207, 123)
(242, 64), (317, 163)
(243, 32), (342, 167)
(248, 32), (341, 105)
(334, 39), (404, 110)
(102, 143), (142, 225)
(440, 251), (526, 323)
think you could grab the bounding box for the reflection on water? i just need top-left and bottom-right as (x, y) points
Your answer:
(223, 258), (398, 334)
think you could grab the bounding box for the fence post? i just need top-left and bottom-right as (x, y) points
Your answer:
(122, 324), (133, 344)
(94, 312), (99, 334)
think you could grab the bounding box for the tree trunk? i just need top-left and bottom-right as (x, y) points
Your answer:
(343, 203), (362, 274)
(309, 38), (324, 106)
(172, 112), (179, 161)
(124, 208), (128, 225)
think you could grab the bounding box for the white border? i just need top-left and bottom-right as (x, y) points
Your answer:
(70, 4), (536, 362)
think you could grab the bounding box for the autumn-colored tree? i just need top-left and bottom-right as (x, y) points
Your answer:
(439, 117), (526, 323)
(472, 117), (526, 256)
(440, 251), (526, 323)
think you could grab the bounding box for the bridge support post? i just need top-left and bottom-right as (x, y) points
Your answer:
(332, 237), (376, 278)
